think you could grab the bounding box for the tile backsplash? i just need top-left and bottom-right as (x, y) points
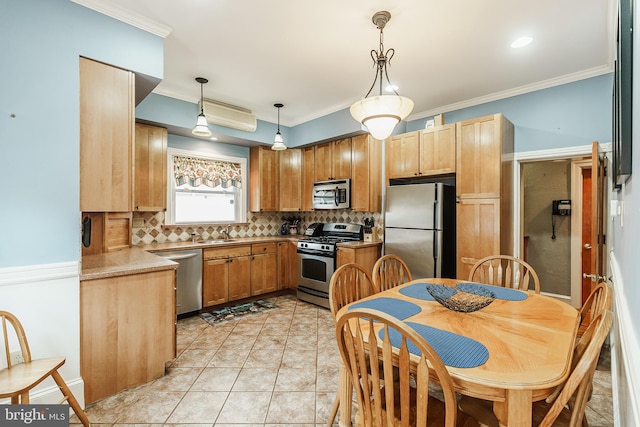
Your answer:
(132, 211), (383, 245)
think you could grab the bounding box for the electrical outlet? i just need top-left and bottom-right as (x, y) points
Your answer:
(10, 351), (24, 365)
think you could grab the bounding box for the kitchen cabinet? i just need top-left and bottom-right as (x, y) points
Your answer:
(278, 148), (302, 211)
(337, 243), (381, 275)
(80, 57), (134, 212)
(250, 146), (279, 212)
(455, 113), (514, 278)
(314, 138), (352, 181)
(134, 123), (167, 211)
(277, 241), (291, 289)
(351, 134), (382, 212)
(80, 268), (175, 404)
(301, 147), (315, 211)
(385, 125), (455, 181)
(202, 246), (252, 307)
(251, 243), (278, 295)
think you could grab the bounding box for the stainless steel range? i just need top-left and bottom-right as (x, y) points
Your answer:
(297, 222), (363, 308)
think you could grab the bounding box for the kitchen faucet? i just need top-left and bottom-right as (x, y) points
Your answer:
(221, 225), (230, 240)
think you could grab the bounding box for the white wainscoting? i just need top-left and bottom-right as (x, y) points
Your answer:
(0, 261), (85, 407)
(609, 253), (640, 426)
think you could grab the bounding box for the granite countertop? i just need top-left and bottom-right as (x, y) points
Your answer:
(337, 240), (382, 249)
(139, 235), (304, 253)
(81, 247), (178, 281)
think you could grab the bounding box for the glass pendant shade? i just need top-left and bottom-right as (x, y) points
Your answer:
(350, 95), (414, 140)
(192, 112), (212, 137)
(271, 103), (286, 150)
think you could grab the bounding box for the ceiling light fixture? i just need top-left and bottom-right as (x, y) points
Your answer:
(272, 103), (286, 151)
(350, 11), (414, 141)
(192, 77), (212, 137)
(511, 36), (533, 48)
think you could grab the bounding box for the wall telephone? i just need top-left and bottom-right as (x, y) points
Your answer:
(551, 199), (571, 240)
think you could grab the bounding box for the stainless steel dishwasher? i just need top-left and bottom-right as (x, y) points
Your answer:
(157, 249), (202, 316)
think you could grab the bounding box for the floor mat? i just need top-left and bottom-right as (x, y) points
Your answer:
(199, 299), (278, 325)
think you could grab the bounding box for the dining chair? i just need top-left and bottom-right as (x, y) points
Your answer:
(468, 255), (541, 293)
(0, 311), (92, 426)
(577, 280), (612, 340)
(327, 263), (378, 426)
(372, 254), (413, 293)
(458, 310), (613, 427)
(336, 307), (479, 427)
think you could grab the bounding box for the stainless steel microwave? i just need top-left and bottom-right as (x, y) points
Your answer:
(312, 179), (350, 210)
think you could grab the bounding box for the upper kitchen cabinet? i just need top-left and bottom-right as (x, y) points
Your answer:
(278, 149), (302, 211)
(250, 146), (279, 212)
(456, 114), (513, 199)
(385, 125), (455, 181)
(80, 57), (134, 212)
(351, 134), (382, 212)
(301, 147), (315, 211)
(314, 138), (352, 181)
(134, 123), (167, 211)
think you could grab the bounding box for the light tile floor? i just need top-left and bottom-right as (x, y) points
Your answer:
(72, 294), (614, 426)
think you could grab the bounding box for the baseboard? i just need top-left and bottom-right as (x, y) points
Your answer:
(609, 253), (640, 426)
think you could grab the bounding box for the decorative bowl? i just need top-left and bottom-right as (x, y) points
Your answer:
(425, 284), (495, 313)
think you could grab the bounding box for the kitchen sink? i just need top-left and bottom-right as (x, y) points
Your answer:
(198, 239), (233, 244)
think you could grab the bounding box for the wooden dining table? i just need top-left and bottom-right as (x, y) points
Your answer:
(335, 278), (579, 427)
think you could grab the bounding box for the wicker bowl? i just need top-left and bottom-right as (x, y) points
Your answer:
(425, 284), (495, 313)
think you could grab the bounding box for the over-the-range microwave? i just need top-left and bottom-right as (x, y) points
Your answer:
(312, 179), (350, 210)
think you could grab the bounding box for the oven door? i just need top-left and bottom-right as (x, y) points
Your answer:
(297, 251), (334, 308)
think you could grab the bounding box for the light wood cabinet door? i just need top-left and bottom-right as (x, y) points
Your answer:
(336, 244), (381, 274)
(351, 134), (382, 212)
(80, 269), (175, 404)
(228, 255), (251, 300)
(202, 258), (229, 307)
(331, 137), (352, 179)
(314, 142), (333, 181)
(456, 198), (502, 279)
(251, 252), (278, 295)
(456, 114), (510, 199)
(277, 241), (290, 289)
(420, 124), (456, 176)
(250, 146), (279, 211)
(278, 149), (302, 211)
(301, 147), (315, 211)
(385, 131), (420, 179)
(80, 57), (134, 212)
(134, 123), (167, 211)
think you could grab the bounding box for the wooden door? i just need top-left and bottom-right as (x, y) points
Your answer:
(386, 131), (420, 179)
(228, 255), (251, 300)
(583, 141), (607, 294)
(134, 123), (167, 211)
(456, 115), (502, 198)
(202, 258), (229, 307)
(456, 198), (501, 279)
(80, 57), (134, 212)
(331, 138), (352, 179)
(301, 147), (315, 211)
(314, 142), (333, 181)
(420, 124), (456, 176)
(278, 149), (302, 211)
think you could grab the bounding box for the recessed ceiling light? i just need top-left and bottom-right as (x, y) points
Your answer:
(511, 36), (533, 48)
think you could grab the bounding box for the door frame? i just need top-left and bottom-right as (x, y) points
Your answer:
(570, 159), (593, 308)
(513, 143), (611, 305)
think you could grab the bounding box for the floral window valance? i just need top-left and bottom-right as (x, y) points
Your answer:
(173, 155), (242, 189)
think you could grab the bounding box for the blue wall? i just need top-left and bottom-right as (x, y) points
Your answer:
(0, 0), (164, 268)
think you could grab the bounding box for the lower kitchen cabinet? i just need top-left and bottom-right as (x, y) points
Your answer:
(203, 245), (252, 307)
(337, 243), (381, 275)
(277, 241), (290, 289)
(80, 269), (176, 404)
(251, 243), (278, 295)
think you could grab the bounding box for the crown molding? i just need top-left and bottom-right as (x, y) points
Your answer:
(71, 0), (173, 38)
(407, 65), (613, 122)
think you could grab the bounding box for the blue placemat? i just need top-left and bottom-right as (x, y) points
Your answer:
(379, 322), (489, 368)
(456, 282), (528, 301)
(348, 297), (421, 320)
(398, 283), (436, 301)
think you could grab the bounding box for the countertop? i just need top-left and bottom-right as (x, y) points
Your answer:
(81, 235), (382, 281)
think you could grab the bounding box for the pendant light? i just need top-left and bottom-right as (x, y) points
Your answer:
(350, 11), (414, 140)
(192, 77), (212, 137)
(272, 103), (286, 150)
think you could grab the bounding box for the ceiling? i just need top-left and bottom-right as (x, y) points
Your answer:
(75, 0), (615, 131)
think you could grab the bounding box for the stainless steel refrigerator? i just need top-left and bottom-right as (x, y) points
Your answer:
(383, 183), (456, 279)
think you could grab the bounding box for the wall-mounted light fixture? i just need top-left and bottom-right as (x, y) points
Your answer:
(192, 77), (212, 137)
(349, 11), (414, 140)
